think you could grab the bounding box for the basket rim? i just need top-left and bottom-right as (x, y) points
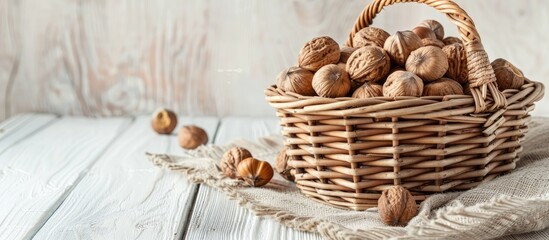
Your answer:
(265, 80), (544, 119)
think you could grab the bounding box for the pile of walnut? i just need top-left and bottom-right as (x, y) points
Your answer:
(277, 19), (525, 98)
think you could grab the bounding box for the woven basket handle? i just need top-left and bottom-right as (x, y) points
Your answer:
(346, 0), (507, 113)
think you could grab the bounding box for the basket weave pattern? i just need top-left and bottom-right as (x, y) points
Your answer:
(265, 0), (545, 210)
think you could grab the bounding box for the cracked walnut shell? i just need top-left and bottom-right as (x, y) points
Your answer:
(406, 46), (448, 82)
(221, 147), (253, 179)
(491, 58), (525, 90)
(383, 71), (424, 97)
(378, 186), (417, 226)
(276, 66), (316, 96)
(313, 64), (351, 98)
(346, 46), (390, 84)
(298, 36), (340, 71)
(352, 27), (390, 48)
(443, 43), (468, 84)
(423, 78), (464, 96)
(384, 31), (423, 66)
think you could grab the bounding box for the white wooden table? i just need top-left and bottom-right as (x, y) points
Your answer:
(0, 114), (322, 240)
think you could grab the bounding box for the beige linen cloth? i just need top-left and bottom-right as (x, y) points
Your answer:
(147, 118), (549, 240)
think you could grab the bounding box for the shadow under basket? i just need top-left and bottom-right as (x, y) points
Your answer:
(265, 0), (545, 211)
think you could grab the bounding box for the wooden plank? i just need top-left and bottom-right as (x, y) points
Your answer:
(0, 117), (129, 239)
(34, 116), (219, 239)
(4, 0), (547, 121)
(0, 114), (58, 154)
(0, 0), (20, 121)
(185, 117), (323, 240)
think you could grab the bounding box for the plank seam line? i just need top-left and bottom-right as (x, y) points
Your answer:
(0, 115), (60, 156)
(26, 117), (135, 239)
(180, 119), (222, 240)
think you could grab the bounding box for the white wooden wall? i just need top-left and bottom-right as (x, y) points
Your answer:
(1, 0), (548, 121)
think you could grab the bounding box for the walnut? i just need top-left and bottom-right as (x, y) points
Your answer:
(491, 58), (525, 90)
(339, 47), (358, 63)
(220, 147), (253, 179)
(312, 64), (351, 98)
(442, 43), (468, 84)
(298, 36), (340, 71)
(383, 71), (424, 97)
(423, 78), (464, 96)
(178, 125), (208, 149)
(151, 108), (177, 134)
(421, 38), (445, 48)
(442, 36), (462, 46)
(405, 46), (449, 82)
(352, 82), (383, 98)
(383, 31), (423, 66)
(352, 27), (390, 48)
(378, 186), (417, 226)
(276, 66), (316, 96)
(412, 26), (437, 39)
(275, 149), (294, 182)
(346, 46), (390, 84)
(418, 19), (444, 40)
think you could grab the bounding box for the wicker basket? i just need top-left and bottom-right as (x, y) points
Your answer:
(265, 0), (545, 210)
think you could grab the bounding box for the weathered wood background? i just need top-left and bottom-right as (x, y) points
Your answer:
(1, 0), (548, 121)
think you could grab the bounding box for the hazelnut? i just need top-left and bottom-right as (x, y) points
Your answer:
(352, 27), (390, 48)
(418, 19), (445, 40)
(491, 58), (525, 90)
(312, 64), (351, 98)
(383, 31), (423, 66)
(178, 125), (208, 149)
(298, 36), (340, 71)
(442, 36), (462, 46)
(221, 147), (253, 179)
(412, 26), (437, 39)
(275, 149), (294, 182)
(421, 38), (445, 48)
(276, 66), (316, 96)
(339, 47), (358, 63)
(383, 71), (424, 97)
(442, 43), (468, 84)
(423, 78), (464, 96)
(346, 46), (391, 84)
(406, 46), (449, 82)
(151, 108), (177, 134)
(378, 186), (417, 226)
(352, 82), (383, 98)
(237, 157), (274, 187)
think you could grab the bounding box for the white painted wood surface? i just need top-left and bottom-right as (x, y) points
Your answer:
(0, 117), (129, 239)
(34, 116), (218, 240)
(0, 114), (57, 154)
(1, 0), (548, 121)
(1, 114), (549, 239)
(185, 117), (322, 240)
